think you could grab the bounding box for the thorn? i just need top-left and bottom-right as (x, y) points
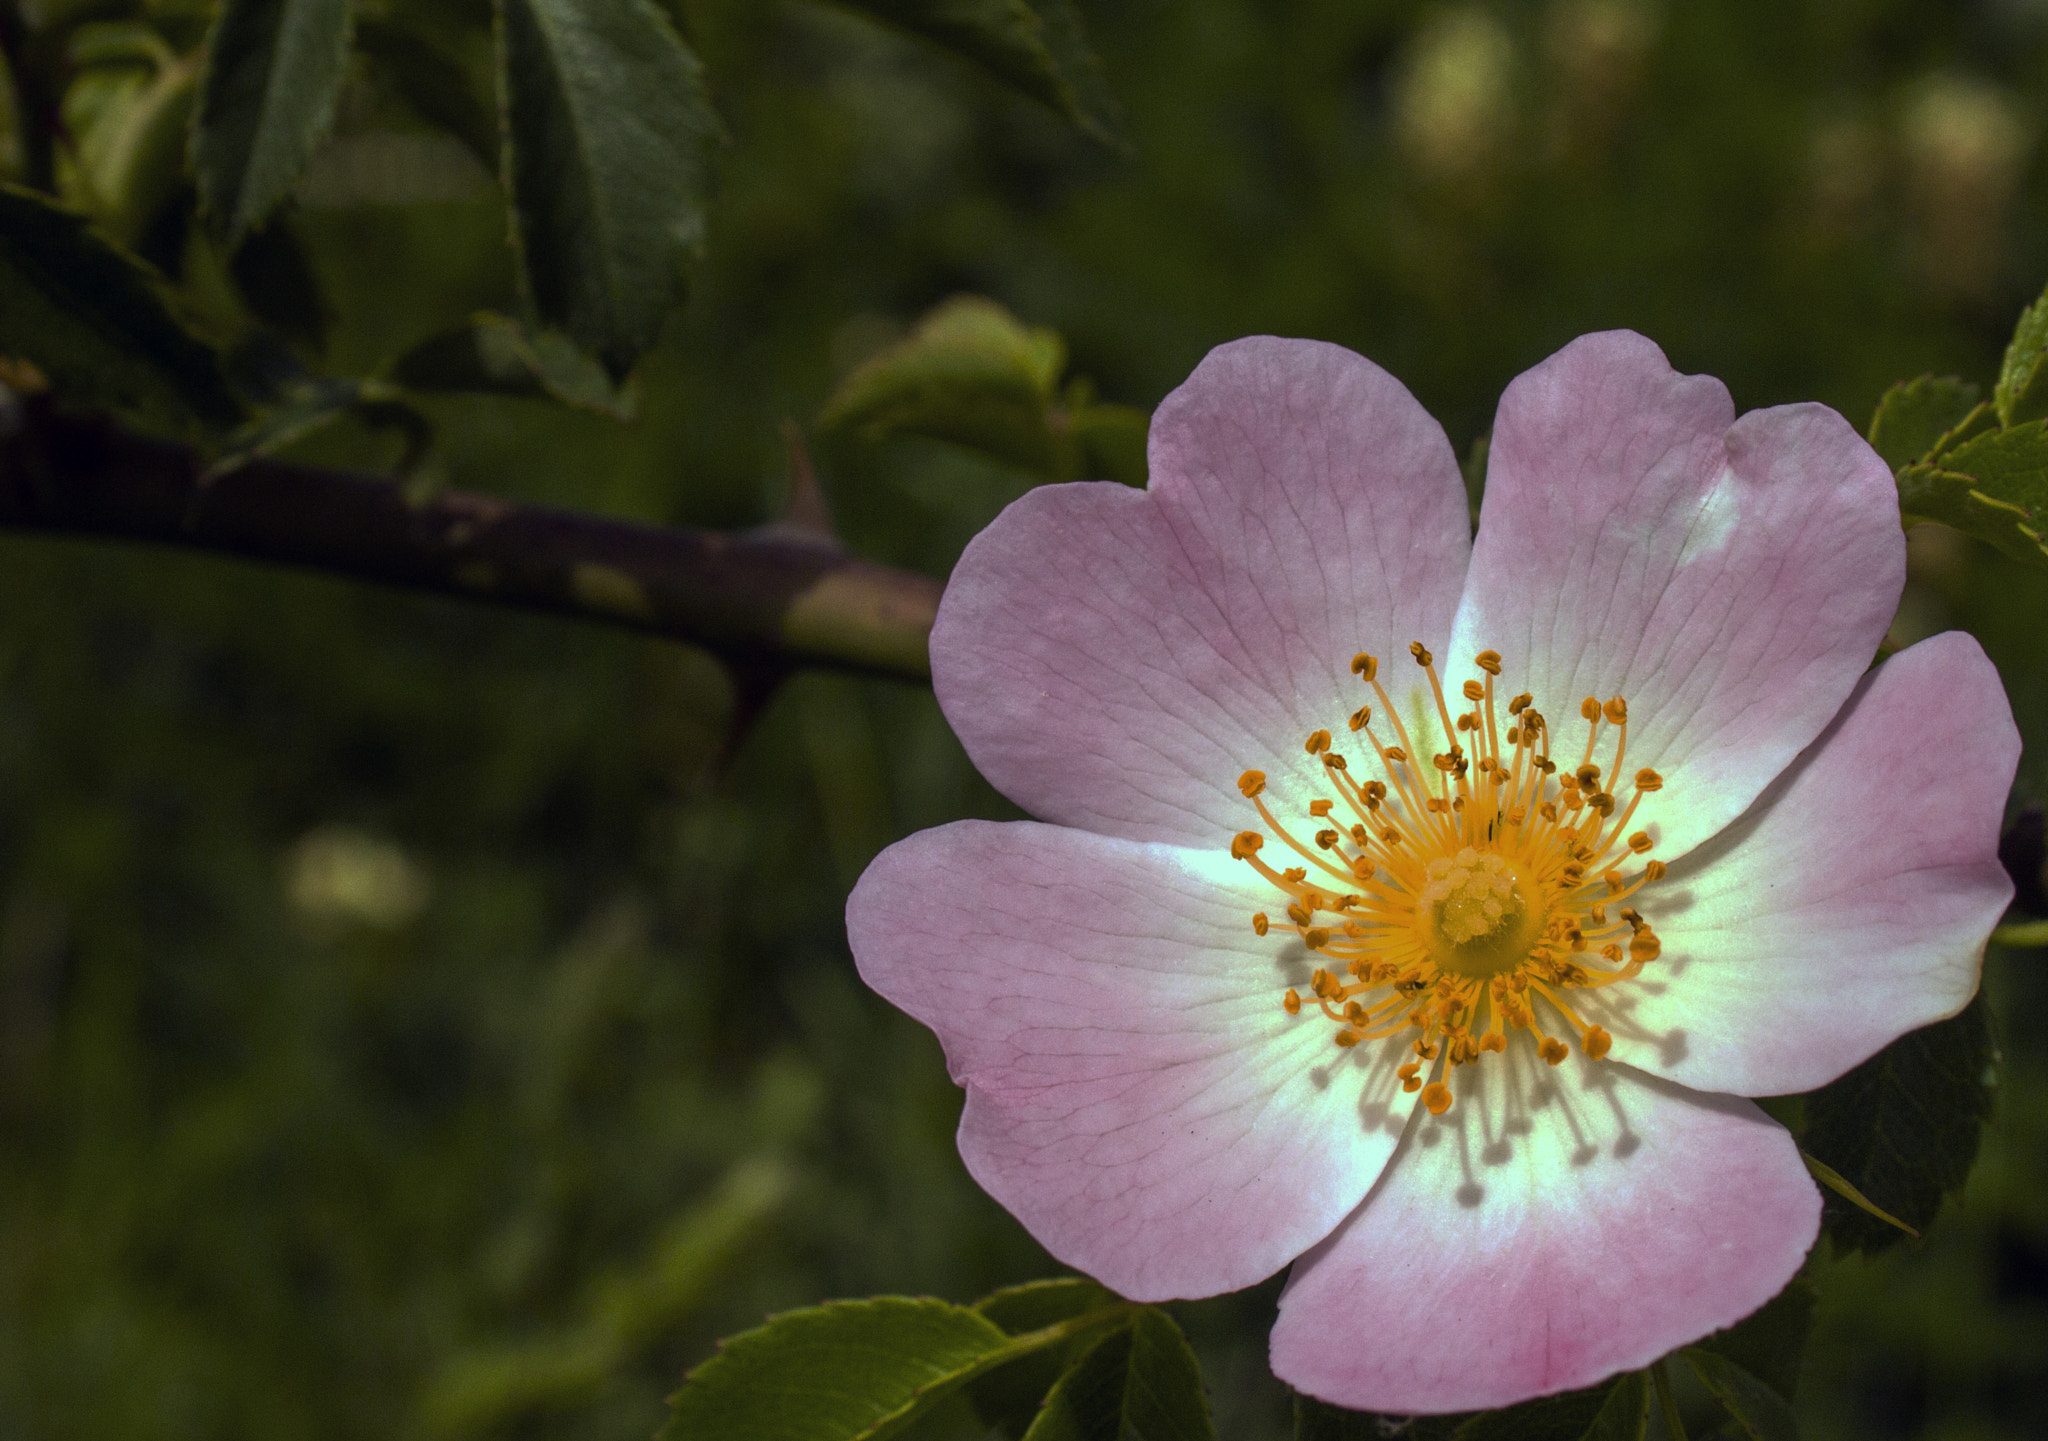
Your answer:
(762, 417), (838, 546)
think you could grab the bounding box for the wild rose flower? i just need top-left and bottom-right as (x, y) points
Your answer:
(845, 332), (2017, 1413)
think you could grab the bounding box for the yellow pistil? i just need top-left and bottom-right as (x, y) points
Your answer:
(1231, 645), (1668, 1114)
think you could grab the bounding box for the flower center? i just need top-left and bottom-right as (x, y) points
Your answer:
(1422, 848), (1538, 977)
(1230, 644), (1667, 1116)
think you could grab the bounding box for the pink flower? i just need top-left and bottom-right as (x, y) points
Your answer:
(845, 332), (2018, 1413)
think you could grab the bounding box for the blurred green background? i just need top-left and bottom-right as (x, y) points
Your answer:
(4, 0), (2048, 1437)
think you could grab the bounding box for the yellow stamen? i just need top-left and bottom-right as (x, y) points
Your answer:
(1231, 646), (1670, 1102)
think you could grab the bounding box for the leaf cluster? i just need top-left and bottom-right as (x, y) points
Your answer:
(662, 1279), (1214, 1441)
(1870, 276), (2048, 568)
(0, 0), (1125, 449)
(819, 295), (1150, 486)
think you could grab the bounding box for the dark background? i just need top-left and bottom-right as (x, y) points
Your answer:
(2, 1), (2046, 1436)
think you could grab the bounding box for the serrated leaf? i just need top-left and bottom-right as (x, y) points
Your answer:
(837, 0), (1124, 146)
(1691, 1279), (1814, 1402)
(0, 184), (242, 433)
(821, 295), (1070, 476)
(1293, 1373), (1631, 1441)
(497, 0), (721, 382)
(390, 312), (636, 418)
(1021, 1308), (1212, 1441)
(1867, 374), (1982, 471)
(192, 0), (355, 243)
(976, 1279), (1122, 1335)
(1799, 996), (1995, 1256)
(355, 16), (499, 170)
(1999, 279), (2048, 427)
(1678, 1351), (1797, 1441)
(662, 1295), (1130, 1441)
(970, 1280), (1124, 1439)
(1897, 420), (2048, 569)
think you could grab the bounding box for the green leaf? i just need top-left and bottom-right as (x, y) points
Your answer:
(0, 184), (243, 433)
(662, 1295), (1129, 1441)
(1798, 996), (1995, 1256)
(229, 216), (333, 352)
(390, 312), (637, 418)
(1293, 1374), (1633, 1441)
(821, 296), (1072, 476)
(1579, 1373), (1649, 1441)
(1896, 420), (2048, 568)
(1021, 1308), (1212, 1441)
(496, 0), (722, 381)
(1802, 1151), (1918, 1239)
(192, 0), (355, 243)
(61, 33), (199, 249)
(1690, 1278), (1815, 1402)
(1866, 374), (1982, 471)
(1677, 1350), (1797, 1441)
(836, 0), (1125, 147)
(970, 1279), (1126, 1438)
(976, 1278), (1123, 1335)
(355, 16), (500, 170)
(1999, 279), (2048, 427)
(210, 376), (433, 478)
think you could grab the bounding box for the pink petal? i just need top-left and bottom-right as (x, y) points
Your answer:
(932, 336), (1471, 850)
(1586, 630), (2017, 1097)
(1445, 331), (1904, 862)
(1270, 1044), (1819, 1414)
(846, 818), (1416, 1300)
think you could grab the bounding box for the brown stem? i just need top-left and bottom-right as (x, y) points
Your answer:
(0, 399), (941, 680)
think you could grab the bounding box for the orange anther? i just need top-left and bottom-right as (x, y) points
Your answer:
(1635, 768), (1663, 792)
(1287, 902), (1312, 927)
(1410, 642), (1433, 665)
(1603, 697), (1628, 724)
(1583, 1025), (1613, 1060)
(1311, 969), (1337, 997)
(1231, 831), (1263, 859)
(1628, 831), (1653, 854)
(1283, 988), (1301, 1014)
(1629, 930), (1661, 963)
(1349, 707), (1371, 731)
(1508, 693), (1531, 715)
(1309, 799), (1333, 817)
(1475, 650), (1502, 675)
(1384, 746), (1408, 763)
(1577, 763), (1602, 786)
(1422, 1082), (1454, 1115)
(1335, 1029), (1360, 1047)
(1462, 679), (1485, 702)
(1398, 1064), (1422, 1093)
(1350, 857), (1375, 881)
(1540, 1037), (1570, 1065)
(1305, 927), (1330, 949)
(1644, 860), (1667, 881)
(1581, 697), (1601, 722)
(1351, 653), (1379, 681)
(1252, 913), (1269, 936)
(1283, 867), (1307, 883)
(1315, 830), (1340, 850)
(1481, 1032), (1507, 1053)
(1305, 729), (1331, 754)
(1238, 769), (1266, 797)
